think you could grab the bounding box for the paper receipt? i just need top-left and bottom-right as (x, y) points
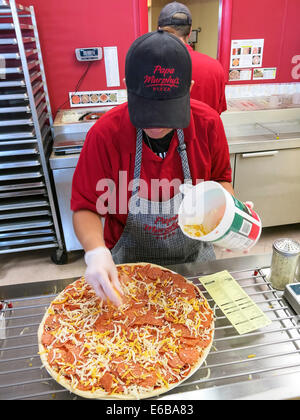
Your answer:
(199, 270), (271, 335)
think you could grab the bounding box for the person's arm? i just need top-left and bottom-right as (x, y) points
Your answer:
(218, 181), (234, 196)
(70, 123), (124, 306)
(73, 209), (123, 307)
(73, 209), (105, 252)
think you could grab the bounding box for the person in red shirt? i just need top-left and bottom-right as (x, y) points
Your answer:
(71, 30), (233, 306)
(158, 1), (227, 114)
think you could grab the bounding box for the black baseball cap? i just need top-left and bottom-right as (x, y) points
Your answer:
(158, 2), (192, 27)
(125, 30), (192, 129)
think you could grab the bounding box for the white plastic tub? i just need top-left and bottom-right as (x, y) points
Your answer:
(178, 181), (262, 250)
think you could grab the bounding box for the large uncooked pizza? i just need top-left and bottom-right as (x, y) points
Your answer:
(38, 263), (214, 399)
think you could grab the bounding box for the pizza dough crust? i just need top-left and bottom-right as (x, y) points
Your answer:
(38, 263), (214, 399)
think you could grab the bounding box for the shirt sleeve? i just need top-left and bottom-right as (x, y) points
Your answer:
(209, 116), (232, 183)
(71, 127), (113, 215)
(218, 65), (227, 114)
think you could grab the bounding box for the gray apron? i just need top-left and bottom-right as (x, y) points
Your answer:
(111, 128), (215, 265)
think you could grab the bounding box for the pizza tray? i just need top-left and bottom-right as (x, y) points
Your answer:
(1, 255), (300, 400)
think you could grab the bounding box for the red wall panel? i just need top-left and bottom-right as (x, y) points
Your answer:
(279, 0), (300, 82)
(219, 0), (300, 84)
(20, 0), (148, 116)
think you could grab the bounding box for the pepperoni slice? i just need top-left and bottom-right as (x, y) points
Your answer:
(64, 344), (87, 363)
(197, 338), (212, 348)
(44, 315), (60, 330)
(99, 372), (113, 393)
(161, 270), (173, 281)
(138, 264), (151, 276)
(65, 303), (81, 311)
(131, 364), (144, 378)
(147, 267), (163, 280)
(171, 324), (195, 338)
(139, 371), (157, 388)
(167, 354), (185, 369)
(116, 362), (128, 377)
(200, 315), (213, 329)
(170, 273), (186, 286)
(76, 382), (93, 392)
(133, 313), (164, 326)
(93, 313), (112, 332)
(62, 348), (76, 365)
(179, 337), (201, 347)
(162, 369), (178, 383)
(181, 283), (196, 298)
(178, 347), (200, 365)
(41, 331), (55, 346)
(119, 272), (131, 285)
(47, 349), (56, 366)
(135, 291), (148, 302)
(170, 275), (197, 296)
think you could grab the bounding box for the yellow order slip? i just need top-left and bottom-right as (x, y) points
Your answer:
(199, 270), (271, 335)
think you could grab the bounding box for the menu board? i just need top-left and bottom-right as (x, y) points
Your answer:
(230, 39), (264, 69)
(253, 67), (277, 80)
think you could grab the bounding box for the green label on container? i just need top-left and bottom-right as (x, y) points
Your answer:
(212, 212), (245, 243)
(230, 212), (244, 233)
(232, 196), (252, 217)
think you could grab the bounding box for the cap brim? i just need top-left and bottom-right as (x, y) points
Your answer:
(127, 90), (190, 129)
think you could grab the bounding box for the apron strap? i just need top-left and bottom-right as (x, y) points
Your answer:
(131, 128), (144, 195)
(177, 129), (192, 181)
(132, 128), (192, 195)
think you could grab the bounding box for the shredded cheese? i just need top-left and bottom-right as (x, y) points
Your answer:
(40, 267), (214, 399)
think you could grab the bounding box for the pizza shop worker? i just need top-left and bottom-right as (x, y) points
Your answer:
(158, 1), (227, 115)
(71, 30), (233, 306)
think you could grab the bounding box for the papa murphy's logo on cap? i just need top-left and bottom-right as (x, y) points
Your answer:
(144, 65), (180, 92)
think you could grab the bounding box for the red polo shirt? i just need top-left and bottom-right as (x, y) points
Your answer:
(71, 100), (231, 250)
(186, 44), (227, 114)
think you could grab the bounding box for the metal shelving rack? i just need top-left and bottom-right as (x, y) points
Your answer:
(0, 0), (65, 260)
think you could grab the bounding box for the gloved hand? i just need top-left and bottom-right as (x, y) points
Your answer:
(244, 201), (254, 211)
(84, 246), (123, 307)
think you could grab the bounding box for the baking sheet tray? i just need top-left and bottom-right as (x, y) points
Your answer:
(0, 218), (53, 233)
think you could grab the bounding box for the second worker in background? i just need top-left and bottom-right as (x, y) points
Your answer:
(158, 1), (227, 114)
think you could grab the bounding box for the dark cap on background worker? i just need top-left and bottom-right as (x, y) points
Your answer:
(158, 1), (192, 27)
(158, 1), (227, 114)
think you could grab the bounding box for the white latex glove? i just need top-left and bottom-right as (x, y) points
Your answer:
(244, 201), (254, 211)
(84, 247), (123, 307)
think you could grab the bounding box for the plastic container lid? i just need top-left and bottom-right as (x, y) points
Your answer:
(273, 238), (300, 256)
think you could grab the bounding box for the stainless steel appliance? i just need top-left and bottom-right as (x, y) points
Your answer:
(1, 254), (300, 400)
(50, 107), (113, 252)
(221, 108), (300, 228)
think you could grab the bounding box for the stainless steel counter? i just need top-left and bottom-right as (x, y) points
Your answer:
(222, 108), (300, 154)
(49, 133), (300, 169)
(49, 107), (300, 168)
(1, 254), (300, 400)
